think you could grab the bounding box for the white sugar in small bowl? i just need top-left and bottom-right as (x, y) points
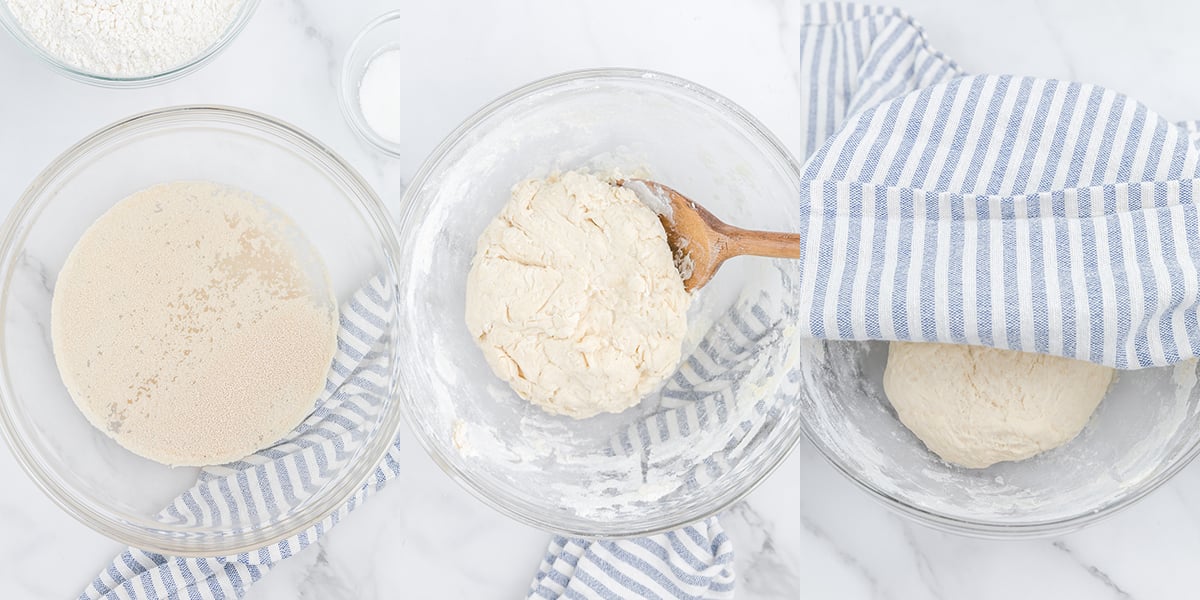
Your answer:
(0, 0), (259, 87)
(0, 106), (406, 555)
(339, 11), (406, 157)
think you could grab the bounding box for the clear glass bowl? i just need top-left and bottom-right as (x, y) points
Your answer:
(339, 10), (405, 157)
(394, 69), (804, 537)
(800, 341), (1200, 538)
(0, 0), (259, 87)
(0, 106), (405, 555)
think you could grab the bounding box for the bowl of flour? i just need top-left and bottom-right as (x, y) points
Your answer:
(0, 105), (406, 555)
(392, 69), (805, 537)
(0, 0), (259, 86)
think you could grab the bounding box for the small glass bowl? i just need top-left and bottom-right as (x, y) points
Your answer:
(339, 11), (406, 157)
(0, 106), (406, 555)
(0, 0), (259, 88)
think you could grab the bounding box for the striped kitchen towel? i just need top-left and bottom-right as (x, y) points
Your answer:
(528, 518), (734, 600)
(86, 275), (734, 599)
(85, 278), (403, 599)
(525, 283), (802, 599)
(795, 2), (1200, 369)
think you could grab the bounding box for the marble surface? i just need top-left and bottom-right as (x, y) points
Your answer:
(0, 0), (1198, 598)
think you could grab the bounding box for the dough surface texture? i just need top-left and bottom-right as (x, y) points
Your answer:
(465, 170), (690, 418)
(883, 342), (1113, 469)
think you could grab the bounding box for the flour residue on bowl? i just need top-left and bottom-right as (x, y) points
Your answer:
(445, 258), (800, 521)
(440, 159), (790, 521)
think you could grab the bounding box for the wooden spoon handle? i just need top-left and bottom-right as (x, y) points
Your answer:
(722, 228), (801, 260)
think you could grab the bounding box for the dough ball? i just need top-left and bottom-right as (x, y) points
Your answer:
(465, 170), (690, 419)
(882, 342), (1113, 469)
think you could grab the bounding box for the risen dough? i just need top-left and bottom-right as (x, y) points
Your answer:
(883, 342), (1113, 469)
(465, 170), (690, 418)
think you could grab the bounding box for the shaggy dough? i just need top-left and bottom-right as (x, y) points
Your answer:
(465, 170), (690, 418)
(883, 342), (1113, 469)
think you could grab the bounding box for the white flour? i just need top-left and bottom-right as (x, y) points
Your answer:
(5, 0), (243, 77)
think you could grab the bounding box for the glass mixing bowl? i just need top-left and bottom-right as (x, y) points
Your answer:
(0, 0), (259, 87)
(0, 106), (404, 555)
(394, 69), (804, 537)
(800, 341), (1200, 538)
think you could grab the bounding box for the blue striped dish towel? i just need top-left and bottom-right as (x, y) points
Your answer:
(528, 519), (733, 599)
(795, 2), (1200, 369)
(85, 278), (403, 599)
(85, 276), (739, 599)
(85, 278), (736, 599)
(526, 285), (799, 599)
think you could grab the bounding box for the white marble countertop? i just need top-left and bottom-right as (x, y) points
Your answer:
(1, 0), (1198, 598)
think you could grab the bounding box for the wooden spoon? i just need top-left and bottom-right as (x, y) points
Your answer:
(620, 179), (801, 292)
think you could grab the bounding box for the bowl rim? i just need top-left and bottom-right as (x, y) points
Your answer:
(0, 104), (407, 556)
(0, 0), (260, 88)
(800, 356), (1200, 539)
(392, 67), (806, 538)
